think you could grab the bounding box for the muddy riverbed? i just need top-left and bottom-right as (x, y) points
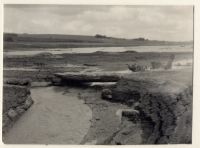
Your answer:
(3, 83), (134, 144)
(3, 86), (93, 144)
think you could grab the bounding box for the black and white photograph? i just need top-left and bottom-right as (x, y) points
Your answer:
(1, 3), (195, 145)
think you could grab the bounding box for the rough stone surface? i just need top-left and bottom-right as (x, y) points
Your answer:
(109, 78), (192, 144)
(3, 85), (31, 113)
(16, 107), (25, 115)
(7, 109), (18, 120)
(102, 89), (112, 100)
(5, 78), (31, 86)
(3, 82), (34, 134)
(22, 96), (34, 110)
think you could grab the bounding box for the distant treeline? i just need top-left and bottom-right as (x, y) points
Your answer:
(4, 33), (192, 49)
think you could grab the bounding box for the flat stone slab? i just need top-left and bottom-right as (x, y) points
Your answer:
(55, 72), (122, 82)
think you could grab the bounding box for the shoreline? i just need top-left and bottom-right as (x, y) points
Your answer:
(4, 86), (93, 144)
(2, 48), (193, 144)
(79, 87), (130, 144)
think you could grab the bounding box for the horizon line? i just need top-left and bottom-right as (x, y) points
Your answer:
(3, 32), (193, 43)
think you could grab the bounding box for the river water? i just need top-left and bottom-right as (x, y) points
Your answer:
(4, 45), (193, 56)
(3, 86), (92, 144)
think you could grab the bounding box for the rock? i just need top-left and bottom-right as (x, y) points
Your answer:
(133, 102), (140, 109)
(122, 110), (139, 117)
(51, 77), (62, 85)
(2, 114), (12, 134)
(6, 78), (31, 86)
(151, 62), (162, 69)
(122, 110), (140, 122)
(102, 89), (112, 100)
(3, 85), (31, 112)
(17, 96), (27, 104)
(115, 141), (122, 145)
(55, 72), (121, 83)
(110, 78), (192, 144)
(95, 117), (100, 121)
(16, 107), (25, 115)
(7, 109), (18, 120)
(83, 63), (98, 66)
(127, 64), (147, 72)
(3, 82), (33, 135)
(22, 96), (33, 110)
(2, 114), (11, 128)
(164, 127), (175, 136)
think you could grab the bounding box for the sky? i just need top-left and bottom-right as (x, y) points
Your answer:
(4, 5), (193, 41)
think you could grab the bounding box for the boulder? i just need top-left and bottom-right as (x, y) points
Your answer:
(7, 109), (18, 120)
(22, 96), (33, 110)
(127, 64), (147, 72)
(5, 78), (31, 86)
(16, 107), (25, 115)
(122, 109), (140, 122)
(102, 89), (112, 100)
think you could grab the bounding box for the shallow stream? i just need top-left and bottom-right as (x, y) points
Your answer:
(4, 86), (93, 144)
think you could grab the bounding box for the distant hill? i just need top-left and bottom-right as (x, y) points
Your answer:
(4, 33), (193, 49)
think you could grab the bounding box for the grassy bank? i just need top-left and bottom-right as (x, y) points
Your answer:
(4, 33), (192, 49)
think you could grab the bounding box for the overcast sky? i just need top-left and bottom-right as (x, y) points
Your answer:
(4, 5), (193, 41)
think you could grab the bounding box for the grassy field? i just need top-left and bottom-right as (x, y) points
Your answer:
(4, 33), (192, 50)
